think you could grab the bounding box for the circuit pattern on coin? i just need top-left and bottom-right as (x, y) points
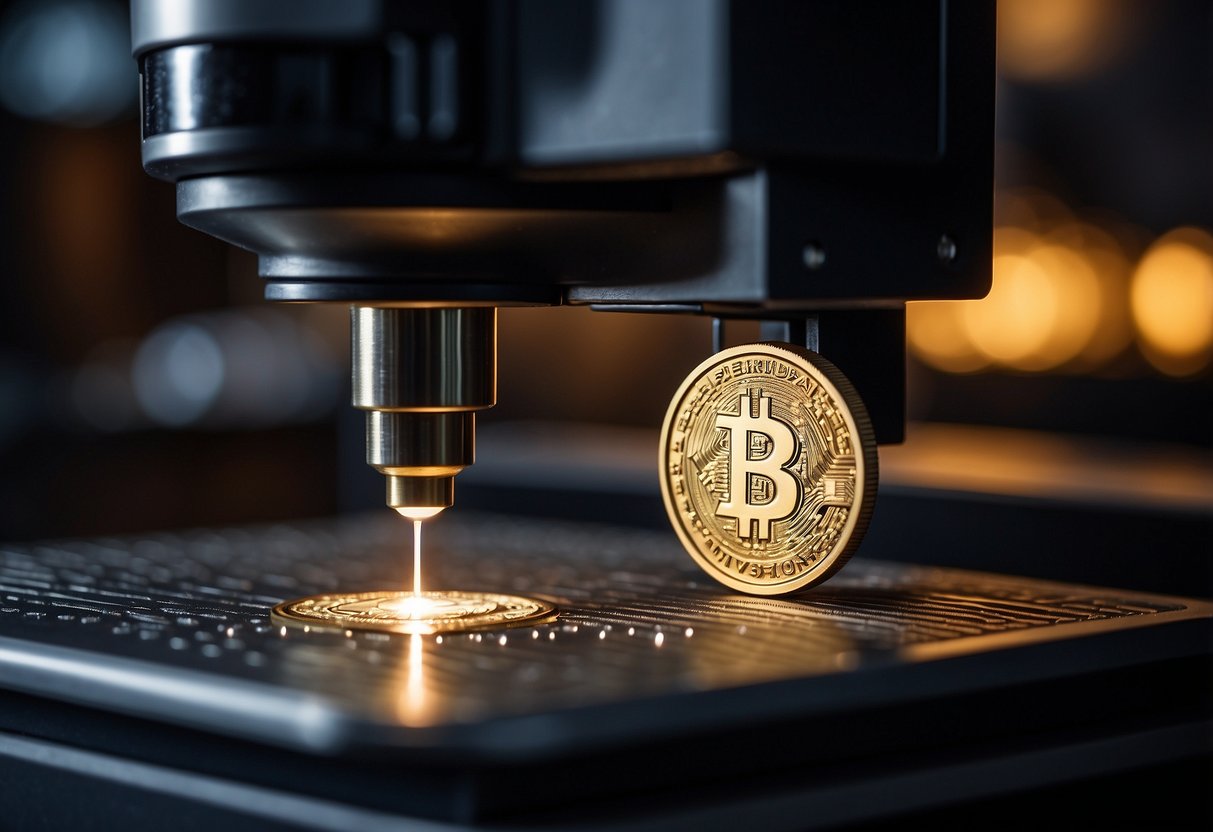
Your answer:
(660, 342), (878, 595)
(272, 591), (557, 635)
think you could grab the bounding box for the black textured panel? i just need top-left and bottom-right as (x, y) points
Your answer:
(0, 513), (1203, 755)
(1, 512), (1210, 831)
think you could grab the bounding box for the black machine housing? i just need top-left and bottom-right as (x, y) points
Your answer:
(132, 0), (995, 444)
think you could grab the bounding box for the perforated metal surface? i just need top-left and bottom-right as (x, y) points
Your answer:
(0, 513), (1202, 753)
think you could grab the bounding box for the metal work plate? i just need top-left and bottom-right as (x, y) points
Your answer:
(0, 513), (1208, 761)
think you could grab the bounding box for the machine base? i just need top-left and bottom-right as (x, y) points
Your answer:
(0, 514), (1208, 829)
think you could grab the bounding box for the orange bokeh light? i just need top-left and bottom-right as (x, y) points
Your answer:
(906, 185), (1213, 381)
(1130, 228), (1213, 376)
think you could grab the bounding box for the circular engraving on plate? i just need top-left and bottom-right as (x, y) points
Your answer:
(272, 591), (557, 635)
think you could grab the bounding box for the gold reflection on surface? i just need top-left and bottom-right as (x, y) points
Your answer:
(397, 633), (430, 725)
(882, 422), (1213, 512)
(1131, 228), (1213, 376)
(272, 591), (556, 635)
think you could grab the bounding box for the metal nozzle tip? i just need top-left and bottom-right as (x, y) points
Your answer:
(387, 475), (454, 512)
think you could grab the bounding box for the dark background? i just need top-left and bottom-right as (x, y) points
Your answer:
(0, 0), (1208, 555)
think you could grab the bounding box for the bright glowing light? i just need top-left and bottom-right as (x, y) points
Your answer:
(909, 213), (1150, 376)
(963, 252), (1060, 367)
(1020, 243), (1103, 369)
(952, 227), (1105, 372)
(386, 594), (443, 620)
(412, 519), (422, 597)
(1062, 223), (1134, 367)
(395, 506), (445, 520)
(906, 301), (988, 374)
(395, 512), (443, 602)
(1131, 228), (1213, 375)
(375, 592), (510, 633)
(907, 227), (1051, 374)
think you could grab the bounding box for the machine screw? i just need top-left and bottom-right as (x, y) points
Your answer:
(937, 235), (958, 263)
(802, 243), (827, 270)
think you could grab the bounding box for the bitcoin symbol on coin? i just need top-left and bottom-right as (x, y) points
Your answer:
(660, 342), (877, 595)
(715, 393), (800, 541)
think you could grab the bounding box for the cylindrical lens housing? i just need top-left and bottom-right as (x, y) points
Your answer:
(352, 305), (496, 512)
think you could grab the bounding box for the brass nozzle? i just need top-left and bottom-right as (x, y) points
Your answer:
(387, 475), (454, 511)
(352, 306), (496, 512)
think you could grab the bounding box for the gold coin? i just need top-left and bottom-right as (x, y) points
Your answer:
(660, 342), (877, 595)
(271, 591), (556, 635)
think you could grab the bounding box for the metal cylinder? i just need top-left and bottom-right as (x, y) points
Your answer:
(352, 306), (496, 411)
(352, 305), (496, 512)
(387, 475), (454, 511)
(366, 411), (474, 477)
